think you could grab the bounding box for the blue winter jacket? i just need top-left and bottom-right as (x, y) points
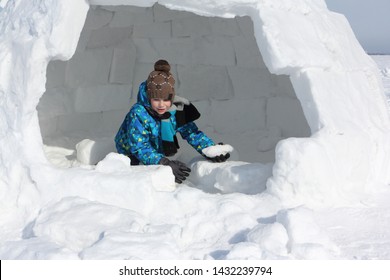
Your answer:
(115, 82), (215, 165)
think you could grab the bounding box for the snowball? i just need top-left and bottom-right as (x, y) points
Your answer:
(201, 144), (234, 158)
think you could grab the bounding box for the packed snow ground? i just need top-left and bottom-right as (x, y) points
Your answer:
(0, 56), (389, 260)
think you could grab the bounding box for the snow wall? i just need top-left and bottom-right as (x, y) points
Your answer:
(1, 0), (390, 235)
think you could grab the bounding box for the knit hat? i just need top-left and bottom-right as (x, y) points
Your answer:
(146, 60), (175, 101)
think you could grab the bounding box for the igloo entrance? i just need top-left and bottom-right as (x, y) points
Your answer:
(38, 3), (310, 167)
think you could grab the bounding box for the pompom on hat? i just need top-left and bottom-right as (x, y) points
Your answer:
(147, 59), (175, 101)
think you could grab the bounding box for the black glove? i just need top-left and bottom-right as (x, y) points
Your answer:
(159, 157), (191, 184)
(205, 143), (230, 163)
(207, 153), (230, 163)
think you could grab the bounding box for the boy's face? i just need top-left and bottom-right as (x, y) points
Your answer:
(150, 98), (172, 115)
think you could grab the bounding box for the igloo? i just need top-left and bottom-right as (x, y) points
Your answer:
(39, 3), (311, 165)
(1, 0), (390, 233)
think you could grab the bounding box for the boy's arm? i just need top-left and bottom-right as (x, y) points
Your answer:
(178, 122), (215, 154)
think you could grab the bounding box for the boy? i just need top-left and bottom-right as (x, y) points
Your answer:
(115, 60), (231, 183)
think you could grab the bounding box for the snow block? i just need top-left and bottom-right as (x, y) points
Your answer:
(257, 2), (373, 75)
(191, 36), (236, 66)
(258, 6), (333, 73)
(291, 68), (389, 132)
(74, 85), (132, 113)
(210, 17), (241, 37)
(257, 126), (282, 152)
(95, 153), (131, 172)
(190, 100), (211, 129)
(86, 26), (132, 49)
(153, 3), (194, 22)
(38, 87), (73, 118)
(131, 62), (157, 96)
(267, 130), (384, 207)
(96, 153), (176, 192)
(65, 48), (113, 88)
(235, 16), (254, 39)
(46, 61), (66, 89)
(57, 112), (103, 135)
(211, 99), (266, 134)
(132, 38), (161, 63)
(177, 65), (233, 101)
(266, 97), (310, 137)
(227, 66), (274, 99)
(232, 37), (267, 69)
(109, 41), (137, 84)
(75, 29), (91, 53)
(190, 160), (272, 195)
(317, 13), (375, 71)
(150, 38), (195, 65)
(100, 5), (152, 14)
(109, 7), (153, 28)
(84, 7), (113, 30)
(76, 138), (116, 165)
(29, 162), (175, 217)
(39, 118), (58, 139)
(133, 22), (172, 38)
(273, 75), (296, 98)
(172, 15), (212, 37)
(101, 109), (130, 135)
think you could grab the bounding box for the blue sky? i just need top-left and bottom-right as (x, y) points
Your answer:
(325, 0), (390, 54)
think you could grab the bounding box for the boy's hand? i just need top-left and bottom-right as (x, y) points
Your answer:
(160, 158), (191, 184)
(202, 143), (233, 163)
(207, 153), (230, 163)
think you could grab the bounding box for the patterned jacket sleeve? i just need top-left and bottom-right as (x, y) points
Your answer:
(116, 108), (164, 165)
(178, 122), (215, 154)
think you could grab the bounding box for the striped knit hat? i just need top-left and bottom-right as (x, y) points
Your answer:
(146, 60), (175, 101)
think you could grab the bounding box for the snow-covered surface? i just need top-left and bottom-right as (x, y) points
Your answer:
(1, 0), (390, 260)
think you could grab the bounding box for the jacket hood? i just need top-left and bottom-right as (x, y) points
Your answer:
(137, 81), (151, 107)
